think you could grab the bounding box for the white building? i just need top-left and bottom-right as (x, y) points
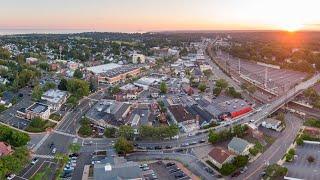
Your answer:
(261, 118), (282, 131)
(41, 89), (68, 111)
(132, 53), (146, 64)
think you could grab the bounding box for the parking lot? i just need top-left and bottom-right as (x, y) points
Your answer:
(146, 161), (193, 180)
(284, 143), (320, 180)
(216, 52), (308, 94)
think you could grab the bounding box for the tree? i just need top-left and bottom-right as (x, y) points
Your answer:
(58, 78), (68, 91)
(118, 125), (134, 140)
(43, 82), (56, 91)
(78, 118), (92, 137)
(31, 85), (43, 101)
(220, 163), (236, 176)
(208, 130), (220, 144)
(265, 164), (288, 178)
(215, 79), (228, 89)
(67, 78), (89, 98)
(160, 82), (167, 94)
(109, 85), (120, 95)
(203, 69), (213, 77)
(89, 77), (98, 92)
(198, 83), (207, 92)
(104, 127), (118, 138)
(0, 125), (30, 147)
(213, 87), (222, 96)
(114, 137), (134, 155)
(73, 69), (83, 79)
(233, 155), (249, 168)
(69, 143), (81, 154)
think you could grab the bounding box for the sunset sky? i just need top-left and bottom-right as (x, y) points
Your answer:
(1, 0), (320, 32)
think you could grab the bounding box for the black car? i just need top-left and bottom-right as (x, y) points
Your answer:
(146, 146), (154, 150)
(165, 145), (172, 149)
(174, 173), (184, 178)
(166, 162), (175, 167)
(154, 146), (162, 150)
(69, 153), (80, 157)
(175, 149), (184, 152)
(49, 142), (55, 149)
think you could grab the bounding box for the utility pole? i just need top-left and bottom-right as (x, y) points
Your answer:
(238, 58), (241, 74)
(264, 67), (268, 88)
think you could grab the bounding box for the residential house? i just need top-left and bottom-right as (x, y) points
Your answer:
(208, 147), (235, 169)
(228, 137), (254, 155)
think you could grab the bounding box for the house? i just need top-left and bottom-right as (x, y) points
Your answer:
(208, 147), (235, 169)
(167, 105), (199, 132)
(261, 118), (282, 131)
(228, 137), (254, 155)
(0, 142), (13, 156)
(93, 156), (143, 180)
(41, 89), (68, 111)
(18, 102), (51, 120)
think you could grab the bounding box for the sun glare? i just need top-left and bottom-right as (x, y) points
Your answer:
(280, 23), (304, 32)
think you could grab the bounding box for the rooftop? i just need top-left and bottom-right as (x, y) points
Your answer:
(168, 105), (196, 123)
(27, 103), (49, 114)
(42, 89), (68, 104)
(228, 137), (252, 154)
(208, 147), (234, 164)
(86, 63), (122, 74)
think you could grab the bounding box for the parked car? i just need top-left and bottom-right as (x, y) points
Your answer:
(52, 148), (57, 154)
(165, 145), (172, 149)
(154, 146), (162, 150)
(69, 153), (80, 157)
(166, 162), (175, 167)
(6, 174), (16, 180)
(31, 158), (39, 165)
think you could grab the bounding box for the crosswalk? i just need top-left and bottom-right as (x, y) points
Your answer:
(32, 133), (50, 152)
(31, 154), (55, 159)
(53, 130), (77, 137)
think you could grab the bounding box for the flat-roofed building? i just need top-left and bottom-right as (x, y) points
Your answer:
(41, 89), (68, 111)
(18, 102), (51, 120)
(167, 105), (199, 132)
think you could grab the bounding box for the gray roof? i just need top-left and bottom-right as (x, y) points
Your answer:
(94, 157), (142, 180)
(228, 137), (251, 154)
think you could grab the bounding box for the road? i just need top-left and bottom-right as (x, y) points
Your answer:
(238, 113), (303, 180)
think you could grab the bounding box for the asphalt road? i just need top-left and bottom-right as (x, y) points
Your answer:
(237, 113), (303, 180)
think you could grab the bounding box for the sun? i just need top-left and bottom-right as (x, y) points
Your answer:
(280, 22), (304, 32)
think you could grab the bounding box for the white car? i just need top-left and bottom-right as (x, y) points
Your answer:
(6, 174), (16, 180)
(250, 119), (255, 122)
(31, 158), (39, 165)
(52, 148), (57, 154)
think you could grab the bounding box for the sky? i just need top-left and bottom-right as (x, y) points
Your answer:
(1, 0), (320, 33)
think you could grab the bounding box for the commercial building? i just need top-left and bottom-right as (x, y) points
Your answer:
(208, 147), (235, 169)
(167, 105), (199, 132)
(86, 100), (131, 127)
(228, 137), (254, 155)
(134, 77), (160, 90)
(87, 63), (142, 84)
(41, 89), (68, 111)
(17, 102), (51, 120)
(93, 156), (143, 180)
